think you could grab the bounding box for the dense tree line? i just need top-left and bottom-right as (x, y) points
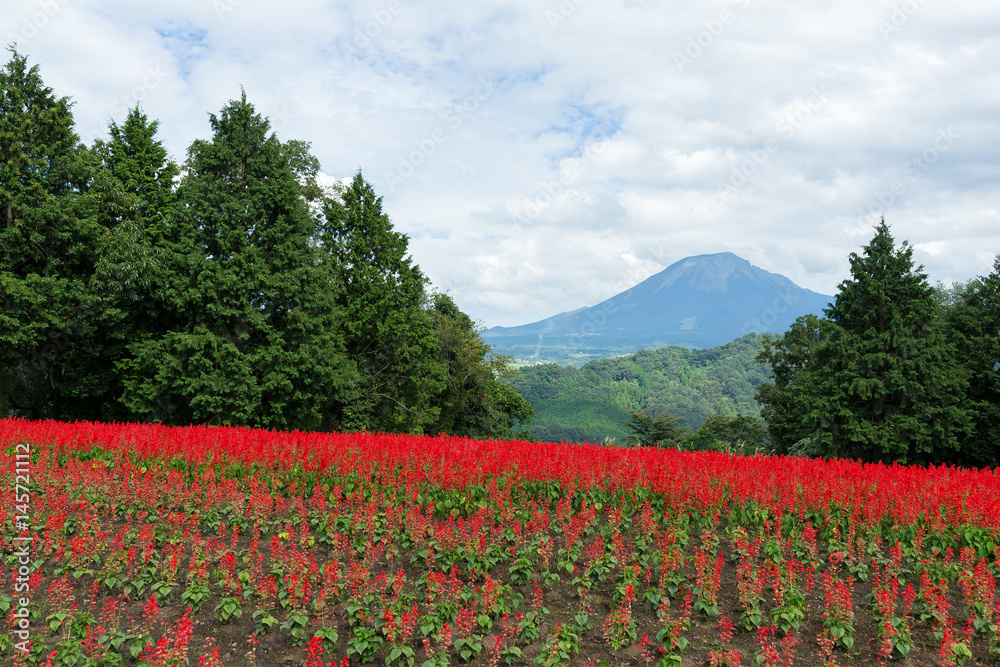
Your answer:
(757, 220), (999, 467)
(0, 50), (532, 438)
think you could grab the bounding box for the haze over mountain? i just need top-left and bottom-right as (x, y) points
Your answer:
(482, 253), (832, 364)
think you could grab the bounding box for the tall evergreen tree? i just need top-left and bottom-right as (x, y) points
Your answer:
(70, 106), (180, 420)
(755, 314), (837, 454)
(317, 173), (444, 433)
(89, 106), (176, 297)
(0, 48), (102, 418)
(121, 93), (355, 429)
(760, 220), (970, 463)
(94, 106), (178, 234)
(946, 256), (1000, 467)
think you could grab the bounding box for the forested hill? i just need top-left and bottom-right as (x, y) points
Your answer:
(510, 333), (768, 445)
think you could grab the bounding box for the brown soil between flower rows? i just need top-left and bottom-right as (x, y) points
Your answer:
(25, 514), (993, 667)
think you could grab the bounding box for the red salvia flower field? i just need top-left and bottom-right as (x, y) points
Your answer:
(2, 417), (1000, 665)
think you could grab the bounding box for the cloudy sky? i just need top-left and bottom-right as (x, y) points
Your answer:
(5, 0), (999, 327)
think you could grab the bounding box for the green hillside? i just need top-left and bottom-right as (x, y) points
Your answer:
(509, 333), (768, 444)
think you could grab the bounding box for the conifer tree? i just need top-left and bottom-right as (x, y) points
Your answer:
(317, 173), (444, 433)
(94, 106), (178, 233)
(946, 256), (1000, 467)
(0, 48), (101, 418)
(88, 106), (176, 300)
(69, 106), (181, 420)
(622, 408), (691, 447)
(755, 314), (836, 454)
(764, 220), (971, 463)
(121, 93), (355, 429)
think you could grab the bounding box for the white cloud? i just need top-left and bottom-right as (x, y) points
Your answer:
(4, 0), (999, 327)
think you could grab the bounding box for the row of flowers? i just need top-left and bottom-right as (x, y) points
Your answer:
(2, 418), (1000, 529)
(1, 419), (999, 665)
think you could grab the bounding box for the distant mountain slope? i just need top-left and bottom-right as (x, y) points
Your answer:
(483, 252), (831, 363)
(509, 333), (768, 444)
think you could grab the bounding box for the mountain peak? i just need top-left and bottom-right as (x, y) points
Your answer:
(642, 252), (791, 296)
(653, 252), (756, 293)
(483, 251), (832, 363)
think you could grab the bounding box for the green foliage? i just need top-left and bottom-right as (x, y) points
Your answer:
(706, 413), (767, 450)
(427, 293), (534, 439)
(453, 634), (483, 662)
(942, 256), (1000, 467)
(0, 47), (103, 419)
(121, 92), (356, 430)
(757, 220), (973, 464)
(280, 609), (311, 645)
(754, 314), (835, 454)
(93, 105), (178, 236)
(684, 413), (768, 453)
(317, 173), (443, 433)
(89, 105), (175, 300)
(72, 106), (177, 422)
(214, 596), (242, 623)
(511, 334), (768, 444)
(252, 609), (278, 635)
(622, 409), (691, 448)
(532, 623), (579, 666)
(346, 625), (384, 661)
